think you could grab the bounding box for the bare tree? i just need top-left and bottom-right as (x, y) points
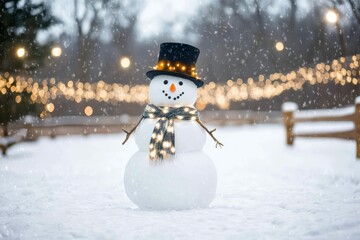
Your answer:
(289, 0), (297, 31)
(73, 0), (105, 81)
(347, 0), (360, 24)
(72, 0), (139, 82)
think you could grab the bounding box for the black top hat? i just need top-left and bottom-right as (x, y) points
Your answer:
(146, 42), (204, 88)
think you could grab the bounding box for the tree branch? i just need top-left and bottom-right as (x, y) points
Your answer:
(196, 119), (224, 148)
(122, 116), (143, 145)
(347, 0), (360, 25)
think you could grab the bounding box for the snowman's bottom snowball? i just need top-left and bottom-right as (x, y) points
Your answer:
(124, 151), (217, 210)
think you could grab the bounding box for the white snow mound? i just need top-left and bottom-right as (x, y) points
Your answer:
(281, 102), (298, 112)
(1, 124), (359, 239)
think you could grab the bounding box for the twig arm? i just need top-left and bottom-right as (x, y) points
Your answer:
(196, 119), (224, 148)
(122, 116), (144, 145)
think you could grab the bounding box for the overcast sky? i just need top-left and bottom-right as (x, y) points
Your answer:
(40, 0), (352, 44)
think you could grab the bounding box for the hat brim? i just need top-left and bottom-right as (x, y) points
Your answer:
(146, 70), (204, 88)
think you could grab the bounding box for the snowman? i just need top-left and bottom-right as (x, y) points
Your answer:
(122, 42), (223, 210)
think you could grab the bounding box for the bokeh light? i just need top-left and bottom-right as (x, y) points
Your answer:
(15, 95), (22, 103)
(46, 103), (55, 112)
(84, 106), (93, 116)
(120, 57), (131, 69)
(16, 47), (26, 58)
(51, 47), (62, 57)
(275, 42), (284, 51)
(325, 9), (339, 24)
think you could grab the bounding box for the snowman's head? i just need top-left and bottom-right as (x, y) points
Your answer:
(149, 75), (197, 107)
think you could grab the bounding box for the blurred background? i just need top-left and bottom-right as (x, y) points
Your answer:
(0, 0), (360, 129)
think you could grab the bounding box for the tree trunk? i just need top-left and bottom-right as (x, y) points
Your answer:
(336, 21), (346, 56)
(3, 123), (8, 137)
(1, 123), (8, 156)
(289, 0), (297, 31)
(1, 147), (6, 156)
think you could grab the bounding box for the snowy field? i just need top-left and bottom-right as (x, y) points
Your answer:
(1, 124), (359, 240)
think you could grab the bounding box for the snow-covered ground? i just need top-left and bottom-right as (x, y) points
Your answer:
(1, 124), (359, 240)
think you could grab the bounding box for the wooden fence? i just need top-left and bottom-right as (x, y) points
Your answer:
(282, 98), (359, 159)
(0, 110), (282, 156)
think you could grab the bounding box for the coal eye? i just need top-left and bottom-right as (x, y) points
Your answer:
(164, 80), (168, 85)
(179, 81), (183, 86)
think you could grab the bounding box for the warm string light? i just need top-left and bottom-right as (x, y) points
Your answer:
(0, 54), (359, 112)
(154, 61), (199, 78)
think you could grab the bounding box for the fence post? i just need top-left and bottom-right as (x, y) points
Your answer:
(282, 102), (298, 145)
(355, 97), (360, 159)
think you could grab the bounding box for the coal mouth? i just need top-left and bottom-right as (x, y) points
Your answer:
(162, 90), (185, 101)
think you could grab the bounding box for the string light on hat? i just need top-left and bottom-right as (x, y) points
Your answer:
(153, 61), (198, 78)
(0, 54), (359, 114)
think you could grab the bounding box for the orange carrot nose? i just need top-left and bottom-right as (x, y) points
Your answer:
(170, 83), (176, 92)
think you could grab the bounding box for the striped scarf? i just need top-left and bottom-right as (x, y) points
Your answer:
(142, 104), (199, 161)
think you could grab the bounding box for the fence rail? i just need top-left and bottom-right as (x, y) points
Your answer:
(1, 110), (283, 156)
(282, 98), (359, 159)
